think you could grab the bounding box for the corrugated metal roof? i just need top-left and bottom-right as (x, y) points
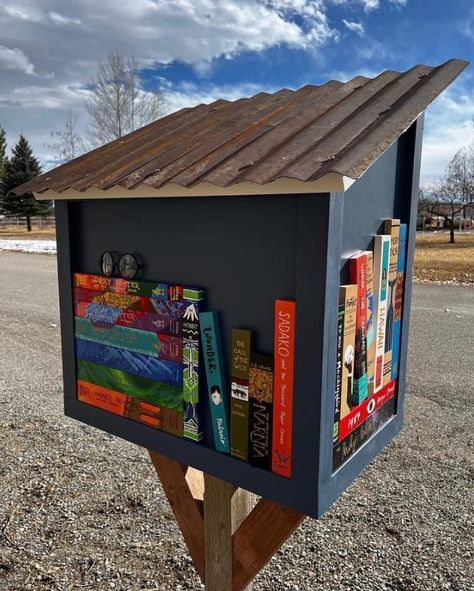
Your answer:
(13, 59), (468, 198)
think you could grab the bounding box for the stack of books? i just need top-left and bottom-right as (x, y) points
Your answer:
(73, 273), (204, 440)
(73, 273), (298, 477)
(73, 217), (406, 480)
(200, 300), (296, 478)
(332, 219), (408, 469)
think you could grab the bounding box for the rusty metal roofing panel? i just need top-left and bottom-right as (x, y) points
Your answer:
(13, 59), (469, 197)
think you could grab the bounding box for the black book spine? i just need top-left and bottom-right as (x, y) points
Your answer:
(248, 353), (273, 470)
(333, 303), (345, 444)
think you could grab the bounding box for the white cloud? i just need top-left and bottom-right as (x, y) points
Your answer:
(0, 1), (338, 75)
(420, 78), (474, 185)
(0, 45), (35, 75)
(0, 83), (89, 110)
(342, 19), (365, 35)
(355, 37), (388, 61)
(331, 0), (407, 10)
(2, 5), (43, 22)
(360, 0), (379, 11)
(459, 9), (474, 39)
(264, 0), (324, 16)
(48, 11), (82, 26)
(0, 0), (341, 165)
(326, 67), (382, 81)
(164, 80), (278, 114)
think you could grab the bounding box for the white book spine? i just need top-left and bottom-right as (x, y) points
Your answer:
(373, 235), (391, 393)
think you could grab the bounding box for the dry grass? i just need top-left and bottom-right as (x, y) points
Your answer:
(0, 228), (56, 240)
(414, 231), (474, 284)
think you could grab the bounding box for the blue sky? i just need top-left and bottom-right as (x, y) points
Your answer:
(0, 0), (472, 183)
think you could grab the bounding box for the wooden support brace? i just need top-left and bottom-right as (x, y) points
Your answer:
(149, 451), (205, 581)
(149, 452), (305, 591)
(231, 498), (304, 590)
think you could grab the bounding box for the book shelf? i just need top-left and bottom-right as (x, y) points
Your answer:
(54, 116), (422, 519)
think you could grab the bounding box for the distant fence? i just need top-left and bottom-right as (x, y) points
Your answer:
(0, 216), (56, 231)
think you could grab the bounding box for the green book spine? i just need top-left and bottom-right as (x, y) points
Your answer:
(230, 329), (252, 461)
(182, 290), (204, 441)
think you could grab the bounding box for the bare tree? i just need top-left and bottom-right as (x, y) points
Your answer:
(422, 148), (474, 243)
(86, 51), (166, 146)
(45, 109), (86, 166)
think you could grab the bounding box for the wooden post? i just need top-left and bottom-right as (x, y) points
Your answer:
(149, 452), (304, 591)
(204, 474), (254, 591)
(231, 489), (254, 591)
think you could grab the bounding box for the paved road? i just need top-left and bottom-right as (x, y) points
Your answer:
(0, 252), (473, 591)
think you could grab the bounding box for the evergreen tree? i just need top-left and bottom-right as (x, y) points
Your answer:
(1, 134), (51, 231)
(0, 125), (6, 202)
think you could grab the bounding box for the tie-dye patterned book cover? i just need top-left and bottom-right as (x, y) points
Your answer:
(72, 273), (204, 440)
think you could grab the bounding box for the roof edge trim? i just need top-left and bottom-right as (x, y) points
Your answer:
(34, 174), (350, 201)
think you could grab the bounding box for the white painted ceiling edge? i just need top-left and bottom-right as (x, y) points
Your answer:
(33, 173), (356, 201)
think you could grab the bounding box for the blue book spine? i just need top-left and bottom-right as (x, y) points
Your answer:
(199, 312), (230, 453)
(391, 224), (407, 379)
(75, 339), (183, 386)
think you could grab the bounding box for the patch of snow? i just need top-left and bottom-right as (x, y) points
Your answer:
(0, 240), (57, 254)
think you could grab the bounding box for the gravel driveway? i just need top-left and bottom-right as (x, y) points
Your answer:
(0, 252), (473, 591)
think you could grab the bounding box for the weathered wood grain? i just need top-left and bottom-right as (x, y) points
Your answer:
(186, 466), (205, 502)
(232, 498), (304, 591)
(204, 474), (234, 591)
(149, 451), (205, 581)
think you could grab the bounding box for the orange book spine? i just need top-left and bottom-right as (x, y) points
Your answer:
(272, 299), (296, 478)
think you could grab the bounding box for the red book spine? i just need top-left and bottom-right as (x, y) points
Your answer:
(272, 300), (296, 479)
(348, 253), (368, 404)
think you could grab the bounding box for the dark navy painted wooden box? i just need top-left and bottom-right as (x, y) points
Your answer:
(54, 117), (423, 518)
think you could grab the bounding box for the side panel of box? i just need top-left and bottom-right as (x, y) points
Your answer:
(292, 194), (333, 509)
(55, 200), (77, 419)
(317, 117), (424, 516)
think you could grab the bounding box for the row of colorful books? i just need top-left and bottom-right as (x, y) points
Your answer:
(72, 273), (296, 478)
(72, 273), (204, 440)
(333, 219), (407, 442)
(201, 300), (296, 479)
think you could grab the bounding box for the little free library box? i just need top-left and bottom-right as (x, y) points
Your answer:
(14, 59), (468, 519)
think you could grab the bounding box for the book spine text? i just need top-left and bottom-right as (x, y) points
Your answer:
(348, 254), (368, 404)
(339, 285), (357, 419)
(230, 329), (252, 461)
(248, 354), (273, 469)
(200, 311), (230, 453)
(272, 300), (296, 478)
(383, 219), (400, 385)
(391, 223), (407, 379)
(374, 235), (391, 392)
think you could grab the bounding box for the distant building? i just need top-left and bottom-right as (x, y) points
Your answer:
(417, 201), (473, 229)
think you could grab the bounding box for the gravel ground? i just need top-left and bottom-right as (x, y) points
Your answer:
(0, 252), (473, 591)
